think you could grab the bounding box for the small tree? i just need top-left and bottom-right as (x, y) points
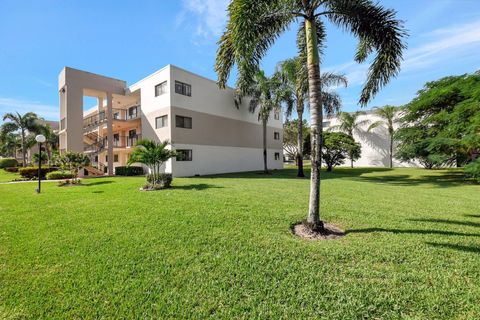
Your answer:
(59, 151), (90, 183)
(322, 132), (361, 172)
(127, 139), (176, 189)
(368, 106), (399, 168)
(283, 119), (310, 162)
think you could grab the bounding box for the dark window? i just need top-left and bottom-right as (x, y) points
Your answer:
(155, 81), (168, 96)
(176, 115), (192, 129)
(128, 129), (136, 138)
(274, 111), (280, 120)
(128, 106), (138, 119)
(275, 152), (280, 161)
(114, 154), (119, 162)
(175, 81), (192, 96)
(176, 149), (192, 161)
(156, 115), (168, 128)
(274, 132), (280, 140)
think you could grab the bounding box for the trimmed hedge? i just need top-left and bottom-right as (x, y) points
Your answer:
(0, 158), (18, 169)
(115, 166), (144, 176)
(46, 171), (75, 180)
(465, 158), (480, 183)
(19, 167), (58, 179)
(4, 167), (18, 173)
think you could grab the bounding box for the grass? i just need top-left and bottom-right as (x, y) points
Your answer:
(0, 167), (479, 319)
(0, 170), (19, 183)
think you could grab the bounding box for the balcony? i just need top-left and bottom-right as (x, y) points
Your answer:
(83, 106), (140, 130)
(109, 134), (143, 148)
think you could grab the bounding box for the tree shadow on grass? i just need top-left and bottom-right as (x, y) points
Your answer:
(426, 242), (480, 254)
(464, 214), (480, 219)
(202, 167), (393, 180)
(173, 184), (223, 191)
(351, 170), (467, 188)
(346, 227), (480, 238)
(408, 218), (480, 228)
(84, 180), (115, 187)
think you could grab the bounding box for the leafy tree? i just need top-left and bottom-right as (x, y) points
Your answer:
(127, 139), (176, 188)
(59, 151), (90, 182)
(216, 0), (406, 231)
(0, 132), (20, 158)
(368, 106), (399, 168)
(283, 119), (310, 162)
(32, 151), (48, 164)
(235, 70), (283, 174)
(330, 111), (369, 168)
(37, 124), (59, 165)
(322, 132), (361, 172)
(1, 112), (41, 166)
(275, 56), (347, 177)
(396, 73), (480, 169)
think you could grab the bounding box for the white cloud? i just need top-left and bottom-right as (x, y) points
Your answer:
(0, 97), (58, 121)
(178, 0), (229, 43)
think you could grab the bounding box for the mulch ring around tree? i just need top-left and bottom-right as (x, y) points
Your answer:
(292, 222), (345, 240)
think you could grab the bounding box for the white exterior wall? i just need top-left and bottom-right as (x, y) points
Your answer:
(326, 112), (418, 168)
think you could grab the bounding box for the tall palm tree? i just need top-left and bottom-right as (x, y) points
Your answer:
(127, 139), (176, 187)
(330, 111), (369, 168)
(1, 112), (41, 166)
(368, 105), (398, 168)
(275, 56), (347, 177)
(216, 0), (406, 231)
(235, 70), (284, 174)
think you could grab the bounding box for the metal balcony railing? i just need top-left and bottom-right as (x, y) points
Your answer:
(83, 106), (140, 130)
(108, 134), (142, 148)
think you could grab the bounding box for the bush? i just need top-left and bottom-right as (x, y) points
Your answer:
(465, 158), (480, 183)
(46, 171), (75, 180)
(146, 173), (172, 189)
(115, 166), (144, 176)
(0, 158), (18, 169)
(4, 167), (18, 173)
(19, 167), (57, 179)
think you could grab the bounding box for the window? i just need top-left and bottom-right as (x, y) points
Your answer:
(176, 115), (192, 129)
(322, 121), (331, 128)
(114, 154), (119, 162)
(175, 81), (191, 96)
(128, 129), (137, 138)
(128, 106), (138, 119)
(156, 115), (168, 128)
(275, 152), (280, 161)
(155, 81), (168, 96)
(274, 111), (280, 120)
(176, 149), (192, 161)
(274, 132), (280, 140)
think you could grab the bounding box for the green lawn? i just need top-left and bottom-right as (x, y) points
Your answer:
(1, 167), (479, 319)
(0, 170), (19, 183)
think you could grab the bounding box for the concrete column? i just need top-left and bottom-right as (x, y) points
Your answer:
(106, 92), (114, 176)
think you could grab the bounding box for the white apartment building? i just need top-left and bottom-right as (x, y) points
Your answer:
(58, 65), (283, 177)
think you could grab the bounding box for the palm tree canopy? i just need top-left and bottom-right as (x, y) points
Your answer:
(216, 0), (406, 106)
(127, 139), (176, 167)
(1, 112), (41, 133)
(331, 111), (369, 136)
(367, 105), (399, 134)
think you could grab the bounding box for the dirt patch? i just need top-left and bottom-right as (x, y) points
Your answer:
(292, 222), (345, 240)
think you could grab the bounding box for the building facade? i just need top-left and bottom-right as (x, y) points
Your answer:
(58, 65), (283, 177)
(325, 111), (418, 167)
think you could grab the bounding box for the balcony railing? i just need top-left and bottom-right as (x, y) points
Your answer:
(83, 106), (140, 130)
(108, 134), (142, 148)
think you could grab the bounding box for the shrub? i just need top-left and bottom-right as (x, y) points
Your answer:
(465, 159), (480, 183)
(19, 167), (57, 179)
(46, 171), (75, 180)
(0, 158), (18, 169)
(4, 167), (18, 173)
(146, 173), (172, 189)
(115, 166), (144, 176)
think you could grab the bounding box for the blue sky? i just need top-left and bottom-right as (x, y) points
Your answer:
(0, 0), (479, 120)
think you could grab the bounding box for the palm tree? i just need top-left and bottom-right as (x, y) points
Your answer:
(1, 112), (41, 166)
(235, 70), (284, 174)
(127, 139), (176, 187)
(0, 132), (20, 158)
(275, 56), (347, 177)
(37, 124), (59, 164)
(330, 111), (369, 168)
(368, 105), (398, 168)
(216, 0), (406, 231)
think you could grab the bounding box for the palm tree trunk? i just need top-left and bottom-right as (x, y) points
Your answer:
(262, 117), (268, 174)
(389, 135), (393, 168)
(296, 105), (305, 178)
(305, 18), (323, 231)
(21, 130), (27, 167)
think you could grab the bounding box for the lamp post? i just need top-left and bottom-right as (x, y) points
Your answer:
(35, 134), (46, 193)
